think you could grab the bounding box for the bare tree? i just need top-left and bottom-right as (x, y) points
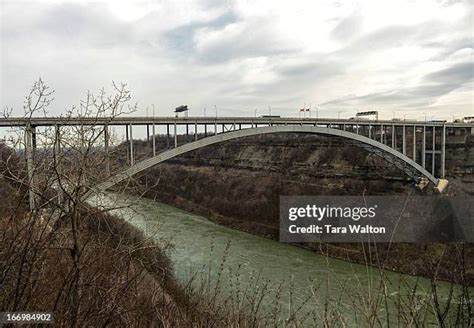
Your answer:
(0, 80), (176, 326)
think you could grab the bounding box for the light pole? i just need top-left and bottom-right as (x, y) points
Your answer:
(392, 111), (396, 120)
(423, 112), (427, 122)
(214, 105), (217, 118)
(204, 107), (207, 117)
(338, 111), (342, 119)
(254, 108), (258, 117)
(268, 106), (271, 116)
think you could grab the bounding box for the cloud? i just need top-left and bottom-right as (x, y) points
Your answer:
(2, 2), (133, 47)
(322, 62), (473, 108)
(163, 11), (239, 55)
(163, 12), (302, 64)
(424, 61), (473, 84)
(331, 10), (363, 42)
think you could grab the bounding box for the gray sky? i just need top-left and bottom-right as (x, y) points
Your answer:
(1, 0), (473, 120)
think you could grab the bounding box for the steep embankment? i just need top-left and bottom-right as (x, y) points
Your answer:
(126, 133), (473, 283)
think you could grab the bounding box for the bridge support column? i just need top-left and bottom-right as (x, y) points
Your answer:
(391, 125), (395, 149)
(125, 125), (129, 165)
(422, 126), (426, 168)
(412, 125), (416, 162)
(166, 124), (170, 148)
(104, 124), (110, 176)
(129, 124), (134, 166)
(204, 124), (207, 137)
(402, 125), (406, 155)
(32, 127), (37, 150)
(195, 122), (198, 141)
(432, 126), (436, 175)
(152, 122), (156, 156)
(214, 121), (217, 136)
(186, 124), (189, 142)
(441, 124), (446, 178)
(174, 122), (177, 148)
(55, 124), (61, 154)
(147, 124), (150, 142)
(25, 124), (36, 211)
(54, 124), (63, 205)
(368, 123), (371, 138)
(380, 125), (383, 143)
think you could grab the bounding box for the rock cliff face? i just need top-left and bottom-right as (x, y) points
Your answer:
(126, 133), (473, 283)
(445, 134), (474, 195)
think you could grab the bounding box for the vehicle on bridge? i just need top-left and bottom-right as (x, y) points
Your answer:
(174, 105), (189, 113)
(174, 105), (189, 118)
(356, 111), (379, 120)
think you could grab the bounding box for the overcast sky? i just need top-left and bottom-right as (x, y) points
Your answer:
(1, 0), (473, 120)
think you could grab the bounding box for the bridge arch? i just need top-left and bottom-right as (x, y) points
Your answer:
(92, 125), (439, 195)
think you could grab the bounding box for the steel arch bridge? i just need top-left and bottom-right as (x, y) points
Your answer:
(90, 125), (443, 196)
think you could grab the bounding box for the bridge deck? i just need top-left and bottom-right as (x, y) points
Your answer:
(0, 116), (472, 128)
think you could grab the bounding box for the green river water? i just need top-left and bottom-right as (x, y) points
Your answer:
(93, 193), (469, 326)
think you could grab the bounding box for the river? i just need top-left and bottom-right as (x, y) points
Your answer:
(93, 193), (467, 326)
